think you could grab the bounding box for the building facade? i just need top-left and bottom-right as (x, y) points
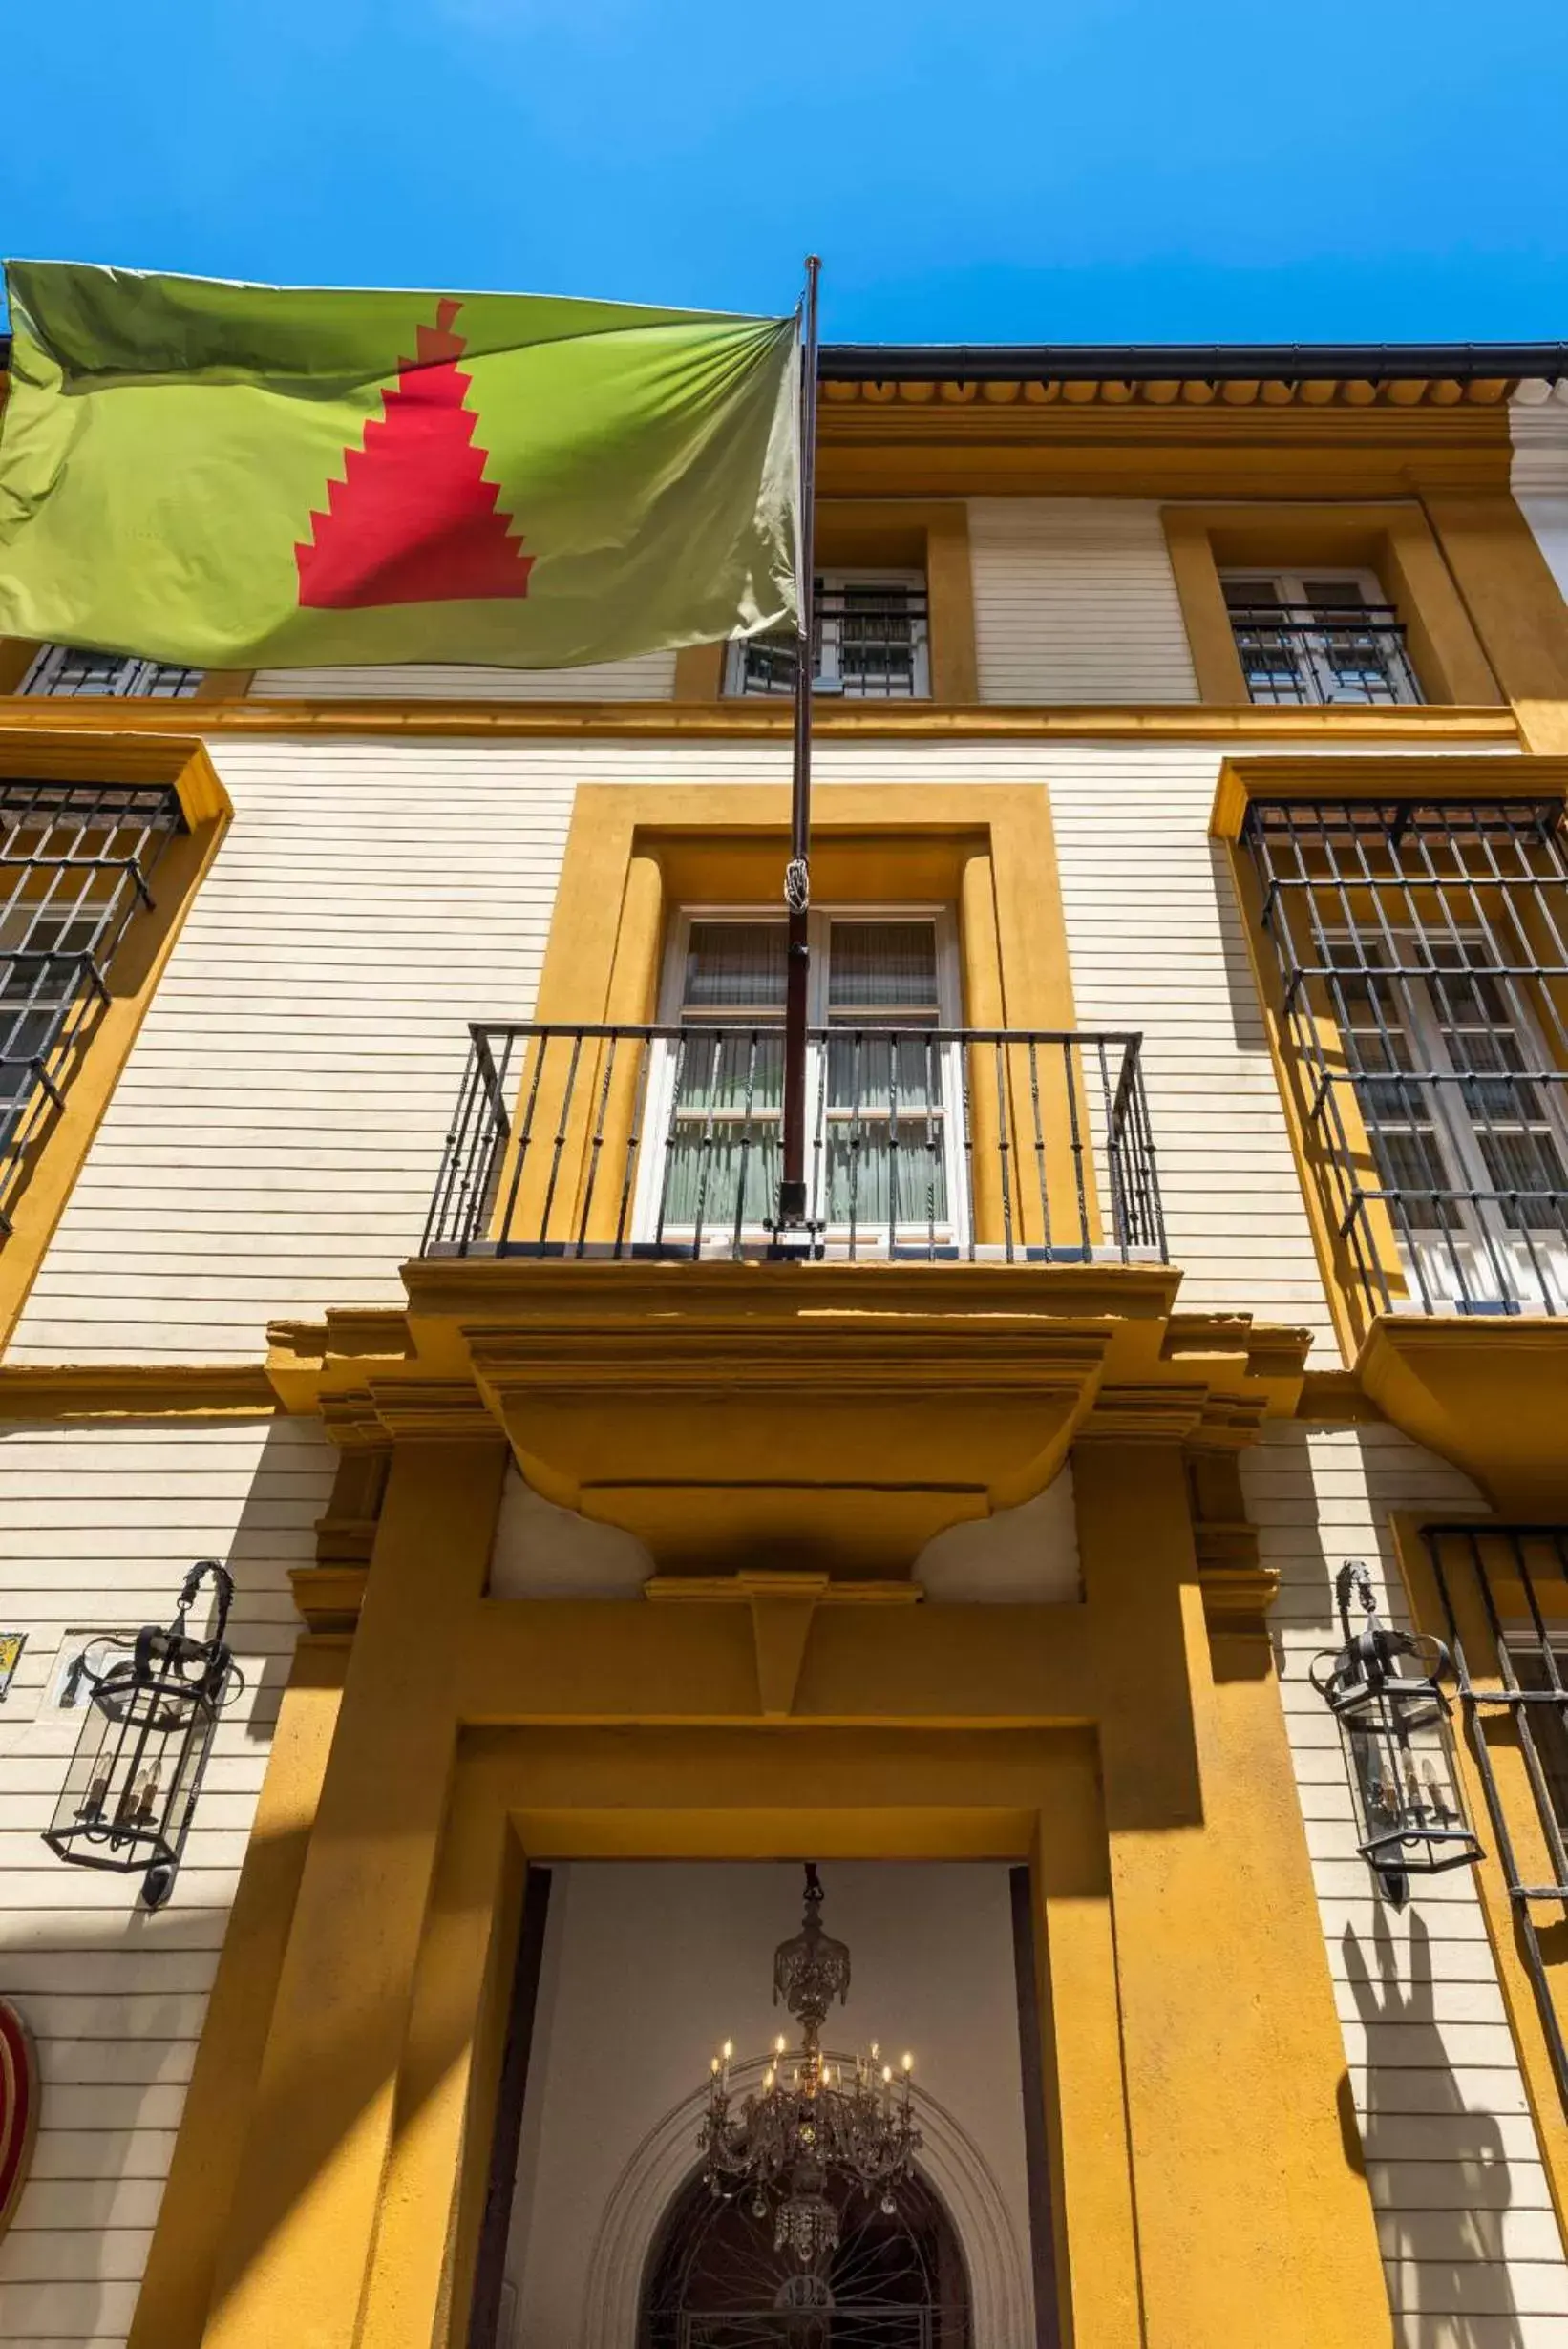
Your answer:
(2, 332), (1568, 2348)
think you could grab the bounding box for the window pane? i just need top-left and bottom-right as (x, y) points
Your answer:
(1506, 1652), (1568, 1842)
(827, 921), (939, 1009)
(1301, 577), (1386, 608)
(825, 1125), (949, 1228)
(660, 1127), (780, 1233)
(1222, 578), (1282, 609)
(824, 1030), (942, 1113)
(683, 923), (788, 1010)
(670, 1030), (783, 1113)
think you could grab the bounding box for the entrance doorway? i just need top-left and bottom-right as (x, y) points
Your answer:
(491, 1861), (1042, 2348)
(640, 2162), (970, 2347)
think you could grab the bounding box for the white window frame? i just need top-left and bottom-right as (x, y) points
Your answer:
(1327, 926), (1568, 1312)
(635, 904), (964, 1250)
(22, 644), (203, 699)
(1219, 567), (1420, 707)
(723, 569), (931, 701)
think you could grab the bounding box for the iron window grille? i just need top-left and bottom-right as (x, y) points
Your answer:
(727, 575), (930, 700)
(1220, 572), (1422, 707)
(21, 645), (204, 700)
(1240, 796), (1568, 1318)
(0, 779), (186, 1232)
(1425, 1525), (1568, 2112)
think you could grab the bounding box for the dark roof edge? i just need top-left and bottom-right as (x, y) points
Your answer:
(4, 332), (1566, 383)
(818, 341), (1568, 383)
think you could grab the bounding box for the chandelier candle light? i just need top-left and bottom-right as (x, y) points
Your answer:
(699, 1863), (921, 2267)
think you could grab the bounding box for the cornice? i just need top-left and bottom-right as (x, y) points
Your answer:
(0, 696), (1520, 748)
(1210, 751), (1568, 841)
(821, 374), (1513, 414)
(0, 1363), (277, 1420)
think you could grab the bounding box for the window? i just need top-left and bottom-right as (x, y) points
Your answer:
(1240, 796), (1568, 1319)
(642, 910), (962, 1246)
(22, 644), (204, 699)
(1220, 569), (1422, 707)
(0, 780), (186, 1232)
(1424, 1525), (1568, 2115)
(725, 572), (930, 700)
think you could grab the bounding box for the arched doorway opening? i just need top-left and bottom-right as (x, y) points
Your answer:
(639, 2165), (972, 2347)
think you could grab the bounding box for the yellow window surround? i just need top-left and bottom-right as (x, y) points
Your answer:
(1394, 1513), (1568, 2242)
(1213, 753), (1568, 1365)
(1164, 501), (1504, 707)
(0, 727), (232, 1352)
(498, 781), (1087, 1260)
(673, 500), (978, 705)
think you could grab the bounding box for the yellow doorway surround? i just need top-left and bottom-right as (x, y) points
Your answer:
(127, 1404), (1388, 2349)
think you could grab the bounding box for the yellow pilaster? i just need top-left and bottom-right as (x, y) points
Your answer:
(127, 1642), (348, 2349)
(1076, 1441), (1386, 2347)
(201, 1437), (509, 2349)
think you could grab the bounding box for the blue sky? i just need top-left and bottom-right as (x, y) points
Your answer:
(3, 0), (1566, 345)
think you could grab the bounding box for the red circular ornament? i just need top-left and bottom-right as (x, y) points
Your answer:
(0, 2000), (39, 2237)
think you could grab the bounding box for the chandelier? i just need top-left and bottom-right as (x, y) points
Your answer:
(698, 1863), (921, 2267)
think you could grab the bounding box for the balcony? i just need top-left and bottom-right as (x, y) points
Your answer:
(421, 1021), (1167, 1267)
(273, 1031), (1317, 1578)
(1226, 601), (1421, 707)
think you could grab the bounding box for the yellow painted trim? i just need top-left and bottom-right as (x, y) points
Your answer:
(1164, 510), (1248, 699)
(0, 735), (232, 1354)
(671, 642), (725, 700)
(1211, 750), (1568, 841)
(0, 1364), (276, 1418)
(820, 375), (1515, 414)
(170, 1428), (1382, 2349)
(1075, 1441), (1386, 2345)
(202, 1438), (509, 2349)
(1421, 491), (1568, 751)
(535, 782), (1073, 1022)
(127, 1641), (348, 2349)
(522, 780), (1084, 1270)
(816, 401), (1514, 500)
(1162, 500), (1503, 708)
(1360, 1317), (1568, 1515)
(0, 641), (37, 694)
(1391, 1513), (1568, 2254)
(1210, 751), (1568, 1362)
(0, 691), (1521, 743)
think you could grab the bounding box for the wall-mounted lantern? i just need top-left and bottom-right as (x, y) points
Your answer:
(43, 1560), (239, 1910)
(1311, 1558), (1482, 1904)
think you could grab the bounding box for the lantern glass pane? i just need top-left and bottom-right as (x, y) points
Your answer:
(1338, 1675), (1480, 1873)
(43, 1641), (221, 1877)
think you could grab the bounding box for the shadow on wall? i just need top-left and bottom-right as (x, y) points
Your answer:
(0, 1413), (321, 2347)
(1344, 1911), (1520, 2349)
(1206, 837), (1272, 1054)
(1241, 1420), (1543, 2349)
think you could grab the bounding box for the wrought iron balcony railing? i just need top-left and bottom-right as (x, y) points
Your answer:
(422, 1022), (1166, 1265)
(1226, 603), (1422, 707)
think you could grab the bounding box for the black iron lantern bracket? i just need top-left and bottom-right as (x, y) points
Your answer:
(1311, 1559), (1483, 1906)
(43, 1559), (243, 1910)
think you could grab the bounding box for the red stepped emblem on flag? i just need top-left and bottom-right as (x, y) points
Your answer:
(296, 300), (536, 608)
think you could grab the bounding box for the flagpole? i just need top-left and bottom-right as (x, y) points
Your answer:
(777, 253), (821, 1248)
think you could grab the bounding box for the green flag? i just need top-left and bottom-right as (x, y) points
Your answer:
(0, 262), (799, 669)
